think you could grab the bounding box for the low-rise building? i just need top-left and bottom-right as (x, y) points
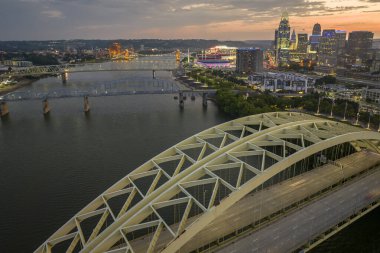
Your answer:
(3, 60), (33, 67)
(363, 88), (380, 103)
(249, 72), (315, 93)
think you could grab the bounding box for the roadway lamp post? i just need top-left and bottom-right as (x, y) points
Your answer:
(367, 111), (372, 130)
(328, 98), (335, 119)
(342, 101), (348, 122)
(315, 96), (321, 116)
(354, 103), (361, 126)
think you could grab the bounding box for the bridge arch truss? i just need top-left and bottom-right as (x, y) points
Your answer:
(35, 112), (380, 253)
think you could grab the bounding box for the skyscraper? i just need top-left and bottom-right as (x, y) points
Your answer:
(317, 29), (347, 71)
(236, 48), (264, 73)
(297, 33), (309, 53)
(310, 23), (322, 52)
(318, 29), (338, 68)
(290, 29), (297, 50)
(348, 31), (374, 64)
(275, 12), (291, 66)
(312, 23), (322, 36)
(335, 30), (347, 56)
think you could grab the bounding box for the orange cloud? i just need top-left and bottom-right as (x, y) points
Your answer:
(137, 12), (380, 40)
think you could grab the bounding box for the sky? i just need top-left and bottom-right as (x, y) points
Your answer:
(0, 0), (380, 41)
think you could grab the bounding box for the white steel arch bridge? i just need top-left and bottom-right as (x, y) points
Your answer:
(35, 112), (380, 253)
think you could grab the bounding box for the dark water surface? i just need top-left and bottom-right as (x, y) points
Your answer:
(0, 66), (379, 252)
(0, 94), (229, 252)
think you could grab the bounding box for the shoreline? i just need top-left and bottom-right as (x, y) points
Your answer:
(0, 77), (41, 96)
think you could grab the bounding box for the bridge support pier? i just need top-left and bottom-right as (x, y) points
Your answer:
(153, 70), (156, 79)
(84, 96), (90, 113)
(202, 93), (208, 107)
(0, 101), (9, 117)
(42, 99), (50, 115)
(61, 73), (67, 84)
(179, 92), (184, 108)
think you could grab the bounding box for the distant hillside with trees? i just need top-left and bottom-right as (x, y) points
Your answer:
(0, 39), (272, 52)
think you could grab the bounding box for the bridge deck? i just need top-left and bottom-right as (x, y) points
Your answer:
(218, 159), (380, 253)
(121, 150), (380, 252)
(34, 113), (380, 253)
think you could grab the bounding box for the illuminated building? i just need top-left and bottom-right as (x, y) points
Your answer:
(109, 42), (122, 58)
(310, 23), (322, 52)
(176, 50), (181, 62)
(249, 72), (314, 93)
(317, 29), (346, 72)
(206, 45), (237, 62)
(363, 88), (380, 103)
(347, 31), (374, 65)
(369, 49), (380, 73)
(275, 12), (291, 66)
(108, 42), (134, 60)
(312, 23), (322, 36)
(297, 34), (309, 54)
(236, 48), (263, 74)
(290, 30), (297, 50)
(288, 32), (309, 63)
(336, 30), (347, 56)
(195, 45), (236, 68)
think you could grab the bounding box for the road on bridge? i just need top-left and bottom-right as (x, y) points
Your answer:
(217, 160), (380, 253)
(127, 151), (380, 252)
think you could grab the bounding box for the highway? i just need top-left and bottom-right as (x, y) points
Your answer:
(125, 150), (380, 252)
(217, 163), (380, 253)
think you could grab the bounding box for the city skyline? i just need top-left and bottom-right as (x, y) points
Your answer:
(1, 0), (380, 41)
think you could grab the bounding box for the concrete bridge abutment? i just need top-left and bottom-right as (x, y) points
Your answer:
(84, 96), (90, 113)
(61, 73), (67, 84)
(42, 99), (50, 115)
(0, 101), (9, 117)
(202, 93), (208, 107)
(179, 92), (184, 108)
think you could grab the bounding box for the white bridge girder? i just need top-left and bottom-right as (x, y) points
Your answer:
(34, 112), (380, 253)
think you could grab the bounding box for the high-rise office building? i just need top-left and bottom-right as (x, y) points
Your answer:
(236, 48), (264, 74)
(310, 23), (322, 52)
(290, 30), (297, 50)
(297, 33), (309, 53)
(275, 12), (291, 66)
(336, 30), (347, 66)
(348, 31), (374, 64)
(335, 30), (347, 55)
(317, 29), (347, 69)
(312, 23), (322, 36)
(318, 29), (338, 68)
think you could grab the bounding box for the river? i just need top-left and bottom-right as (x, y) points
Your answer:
(0, 58), (379, 253)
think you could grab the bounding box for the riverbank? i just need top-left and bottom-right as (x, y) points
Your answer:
(0, 78), (37, 96)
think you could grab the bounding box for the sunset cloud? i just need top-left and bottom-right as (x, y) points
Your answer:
(0, 0), (379, 40)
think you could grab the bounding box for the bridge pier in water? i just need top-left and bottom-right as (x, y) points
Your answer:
(61, 73), (67, 84)
(42, 99), (50, 115)
(179, 92), (184, 108)
(202, 93), (208, 107)
(0, 101), (9, 117)
(84, 96), (90, 113)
